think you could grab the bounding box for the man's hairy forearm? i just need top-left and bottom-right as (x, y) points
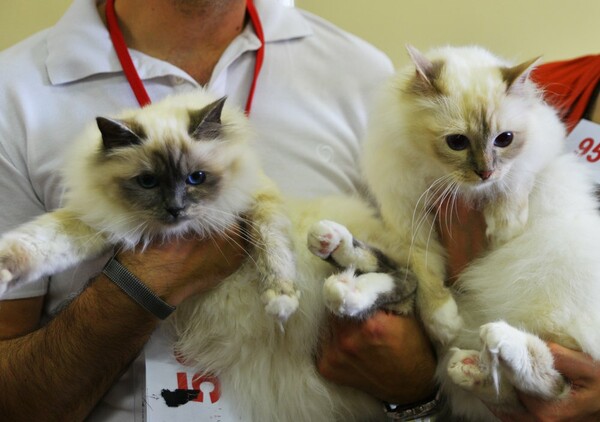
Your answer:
(0, 275), (158, 421)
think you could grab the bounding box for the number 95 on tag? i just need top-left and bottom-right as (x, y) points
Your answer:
(566, 119), (600, 183)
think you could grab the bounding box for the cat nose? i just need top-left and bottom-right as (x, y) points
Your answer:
(166, 206), (184, 217)
(476, 170), (493, 180)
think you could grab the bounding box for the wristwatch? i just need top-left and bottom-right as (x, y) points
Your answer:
(102, 255), (176, 320)
(383, 390), (440, 421)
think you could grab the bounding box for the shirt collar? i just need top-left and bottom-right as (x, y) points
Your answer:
(255, 0), (313, 43)
(45, 0), (313, 86)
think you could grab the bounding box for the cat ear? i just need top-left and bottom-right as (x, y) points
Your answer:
(406, 44), (439, 92)
(501, 56), (542, 94)
(189, 96), (227, 140)
(96, 117), (144, 150)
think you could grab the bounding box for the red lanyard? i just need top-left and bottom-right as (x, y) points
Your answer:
(105, 0), (265, 115)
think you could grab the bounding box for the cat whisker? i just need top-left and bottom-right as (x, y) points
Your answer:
(423, 181), (458, 268)
(199, 212), (267, 254)
(411, 175), (453, 241)
(440, 181), (462, 242)
(403, 174), (455, 283)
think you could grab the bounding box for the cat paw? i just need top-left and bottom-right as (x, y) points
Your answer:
(307, 220), (352, 261)
(0, 241), (30, 284)
(480, 321), (566, 399)
(323, 269), (394, 317)
(426, 298), (463, 344)
(261, 281), (300, 324)
(447, 348), (490, 392)
(0, 268), (15, 284)
(447, 347), (518, 406)
(480, 321), (527, 373)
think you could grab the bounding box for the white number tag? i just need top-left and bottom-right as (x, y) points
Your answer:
(144, 324), (242, 421)
(565, 119), (600, 183)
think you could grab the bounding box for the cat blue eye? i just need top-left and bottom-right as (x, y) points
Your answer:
(446, 134), (470, 151)
(186, 171), (206, 185)
(136, 174), (159, 189)
(494, 132), (514, 148)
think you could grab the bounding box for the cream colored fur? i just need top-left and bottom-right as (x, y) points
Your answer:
(363, 45), (600, 420)
(174, 195), (406, 421)
(0, 90), (415, 421)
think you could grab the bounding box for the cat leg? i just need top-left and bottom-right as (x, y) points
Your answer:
(484, 191), (529, 248)
(307, 220), (379, 271)
(323, 268), (397, 317)
(480, 321), (569, 400)
(248, 180), (300, 325)
(411, 251), (463, 345)
(0, 209), (109, 290)
(308, 220), (416, 316)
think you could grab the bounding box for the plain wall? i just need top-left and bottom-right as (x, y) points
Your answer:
(296, 0), (600, 67)
(1, 1), (598, 67)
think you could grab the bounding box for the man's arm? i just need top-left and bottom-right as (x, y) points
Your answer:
(0, 276), (158, 420)
(0, 229), (246, 420)
(0, 296), (44, 340)
(317, 311), (437, 404)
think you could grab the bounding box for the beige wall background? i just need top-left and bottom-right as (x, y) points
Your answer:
(1, 1), (598, 68)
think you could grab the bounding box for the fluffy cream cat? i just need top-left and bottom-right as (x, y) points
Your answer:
(0, 90), (416, 421)
(363, 45), (600, 420)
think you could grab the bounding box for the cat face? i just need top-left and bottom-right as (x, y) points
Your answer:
(93, 97), (240, 235)
(404, 46), (540, 192)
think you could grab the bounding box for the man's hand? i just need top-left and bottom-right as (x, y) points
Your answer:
(438, 201), (600, 421)
(495, 343), (600, 422)
(0, 224), (248, 420)
(117, 224), (248, 306)
(317, 311), (437, 404)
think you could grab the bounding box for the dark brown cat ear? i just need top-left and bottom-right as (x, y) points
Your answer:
(406, 44), (440, 93)
(96, 117), (144, 150)
(189, 96), (227, 140)
(501, 56), (542, 94)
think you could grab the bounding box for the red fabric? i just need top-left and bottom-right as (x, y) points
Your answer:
(244, 0), (265, 116)
(105, 0), (265, 114)
(106, 0), (152, 107)
(531, 55), (600, 132)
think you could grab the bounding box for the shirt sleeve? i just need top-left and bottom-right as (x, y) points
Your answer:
(0, 136), (49, 299)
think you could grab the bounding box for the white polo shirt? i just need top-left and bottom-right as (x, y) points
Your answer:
(0, 0), (393, 419)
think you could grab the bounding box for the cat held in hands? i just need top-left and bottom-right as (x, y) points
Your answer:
(362, 44), (600, 420)
(0, 90), (416, 422)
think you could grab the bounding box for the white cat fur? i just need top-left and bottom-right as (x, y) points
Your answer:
(363, 45), (600, 419)
(174, 195), (405, 422)
(0, 92), (261, 285)
(0, 90), (409, 421)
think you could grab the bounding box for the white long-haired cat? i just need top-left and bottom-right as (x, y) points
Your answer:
(363, 44), (600, 420)
(0, 92), (301, 323)
(0, 90), (416, 421)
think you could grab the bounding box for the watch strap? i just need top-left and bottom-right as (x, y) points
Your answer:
(102, 256), (176, 320)
(383, 390), (440, 421)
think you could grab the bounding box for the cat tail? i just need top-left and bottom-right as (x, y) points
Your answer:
(244, 173), (299, 327)
(0, 208), (110, 287)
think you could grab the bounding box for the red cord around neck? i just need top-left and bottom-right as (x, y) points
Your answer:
(105, 0), (265, 115)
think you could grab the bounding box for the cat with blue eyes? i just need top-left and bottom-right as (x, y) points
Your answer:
(0, 93), (303, 322)
(0, 90), (415, 421)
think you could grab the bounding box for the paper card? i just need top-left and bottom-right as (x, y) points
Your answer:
(565, 119), (600, 183)
(144, 324), (242, 421)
